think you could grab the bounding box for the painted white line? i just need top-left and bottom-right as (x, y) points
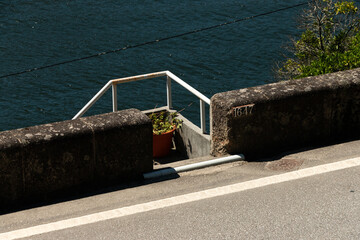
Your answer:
(2, 157), (360, 240)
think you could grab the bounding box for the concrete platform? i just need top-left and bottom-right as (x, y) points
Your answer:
(153, 138), (360, 175)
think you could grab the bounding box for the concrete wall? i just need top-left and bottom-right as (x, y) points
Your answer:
(211, 68), (360, 159)
(0, 109), (152, 208)
(174, 113), (210, 159)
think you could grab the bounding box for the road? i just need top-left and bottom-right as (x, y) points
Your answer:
(1, 139), (360, 239)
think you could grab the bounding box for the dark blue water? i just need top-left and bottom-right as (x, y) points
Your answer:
(0, 0), (305, 131)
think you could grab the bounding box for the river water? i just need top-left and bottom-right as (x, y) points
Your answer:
(0, 0), (306, 131)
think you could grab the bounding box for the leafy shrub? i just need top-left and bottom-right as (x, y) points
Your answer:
(277, 0), (360, 80)
(148, 111), (182, 135)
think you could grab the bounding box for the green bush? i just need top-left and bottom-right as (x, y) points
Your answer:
(148, 111), (182, 135)
(277, 0), (360, 80)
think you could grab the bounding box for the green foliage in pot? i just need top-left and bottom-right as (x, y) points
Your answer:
(149, 111), (183, 135)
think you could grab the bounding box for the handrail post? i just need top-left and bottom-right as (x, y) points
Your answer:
(166, 75), (172, 109)
(200, 99), (206, 134)
(112, 83), (118, 112)
(74, 71), (211, 135)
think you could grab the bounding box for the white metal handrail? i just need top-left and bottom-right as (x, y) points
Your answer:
(73, 71), (210, 134)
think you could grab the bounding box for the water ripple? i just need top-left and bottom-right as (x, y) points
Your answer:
(0, 0), (305, 131)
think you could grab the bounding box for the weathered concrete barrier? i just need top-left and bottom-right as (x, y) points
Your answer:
(211, 68), (360, 159)
(174, 113), (211, 159)
(0, 109), (152, 209)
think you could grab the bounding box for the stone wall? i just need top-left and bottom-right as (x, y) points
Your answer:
(0, 109), (152, 209)
(211, 68), (360, 159)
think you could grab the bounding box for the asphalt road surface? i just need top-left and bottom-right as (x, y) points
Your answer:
(1, 140), (360, 240)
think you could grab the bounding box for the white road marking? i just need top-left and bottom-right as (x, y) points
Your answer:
(1, 157), (360, 240)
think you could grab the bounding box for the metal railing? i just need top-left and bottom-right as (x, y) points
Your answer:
(73, 71), (211, 134)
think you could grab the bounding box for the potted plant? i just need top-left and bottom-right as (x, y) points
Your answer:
(149, 111), (182, 158)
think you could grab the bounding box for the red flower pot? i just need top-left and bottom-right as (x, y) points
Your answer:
(153, 128), (176, 158)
